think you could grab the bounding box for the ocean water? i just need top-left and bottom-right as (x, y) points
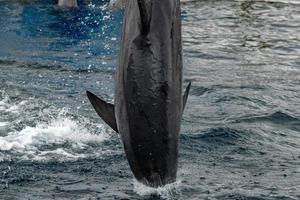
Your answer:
(0, 0), (299, 199)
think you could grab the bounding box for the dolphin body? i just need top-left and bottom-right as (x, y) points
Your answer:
(58, 0), (78, 7)
(87, 0), (191, 187)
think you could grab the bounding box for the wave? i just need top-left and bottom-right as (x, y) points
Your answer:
(211, 84), (267, 91)
(189, 85), (211, 96)
(0, 59), (116, 74)
(235, 111), (300, 124)
(187, 85), (267, 97)
(215, 193), (297, 200)
(181, 127), (247, 146)
(0, 59), (65, 71)
(182, 0), (300, 5)
(256, 0), (300, 5)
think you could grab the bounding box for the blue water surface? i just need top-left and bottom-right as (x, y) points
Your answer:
(0, 0), (123, 71)
(0, 0), (300, 199)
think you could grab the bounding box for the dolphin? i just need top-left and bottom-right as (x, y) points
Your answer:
(87, 0), (191, 187)
(58, 0), (78, 7)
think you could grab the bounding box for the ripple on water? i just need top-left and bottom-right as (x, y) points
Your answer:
(193, 127), (244, 145)
(235, 111), (300, 124)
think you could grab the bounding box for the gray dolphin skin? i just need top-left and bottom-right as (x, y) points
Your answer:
(57, 0), (78, 7)
(87, 0), (191, 187)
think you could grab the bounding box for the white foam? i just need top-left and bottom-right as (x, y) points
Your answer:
(0, 91), (113, 161)
(133, 179), (182, 199)
(0, 116), (110, 161)
(0, 122), (8, 127)
(0, 94), (27, 114)
(0, 94), (9, 110)
(38, 148), (84, 160)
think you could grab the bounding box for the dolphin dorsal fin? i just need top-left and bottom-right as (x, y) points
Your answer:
(137, 0), (152, 35)
(86, 91), (118, 133)
(183, 82), (191, 112)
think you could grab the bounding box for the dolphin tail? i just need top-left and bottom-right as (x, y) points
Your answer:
(183, 82), (192, 112)
(86, 91), (118, 133)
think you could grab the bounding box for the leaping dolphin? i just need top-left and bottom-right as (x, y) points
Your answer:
(87, 0), (191, 187)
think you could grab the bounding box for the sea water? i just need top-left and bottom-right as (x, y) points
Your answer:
(0, 0), (299, 199)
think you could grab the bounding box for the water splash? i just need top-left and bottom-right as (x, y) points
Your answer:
(0, 91), (111, 162)
(0, 116), (110, 160)
(133, 179), (182, 199)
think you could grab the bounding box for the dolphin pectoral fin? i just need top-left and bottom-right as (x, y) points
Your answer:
(86, 91), (118, 133)
(137, 0), (152, 34)
(183, 82), (192, 112)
